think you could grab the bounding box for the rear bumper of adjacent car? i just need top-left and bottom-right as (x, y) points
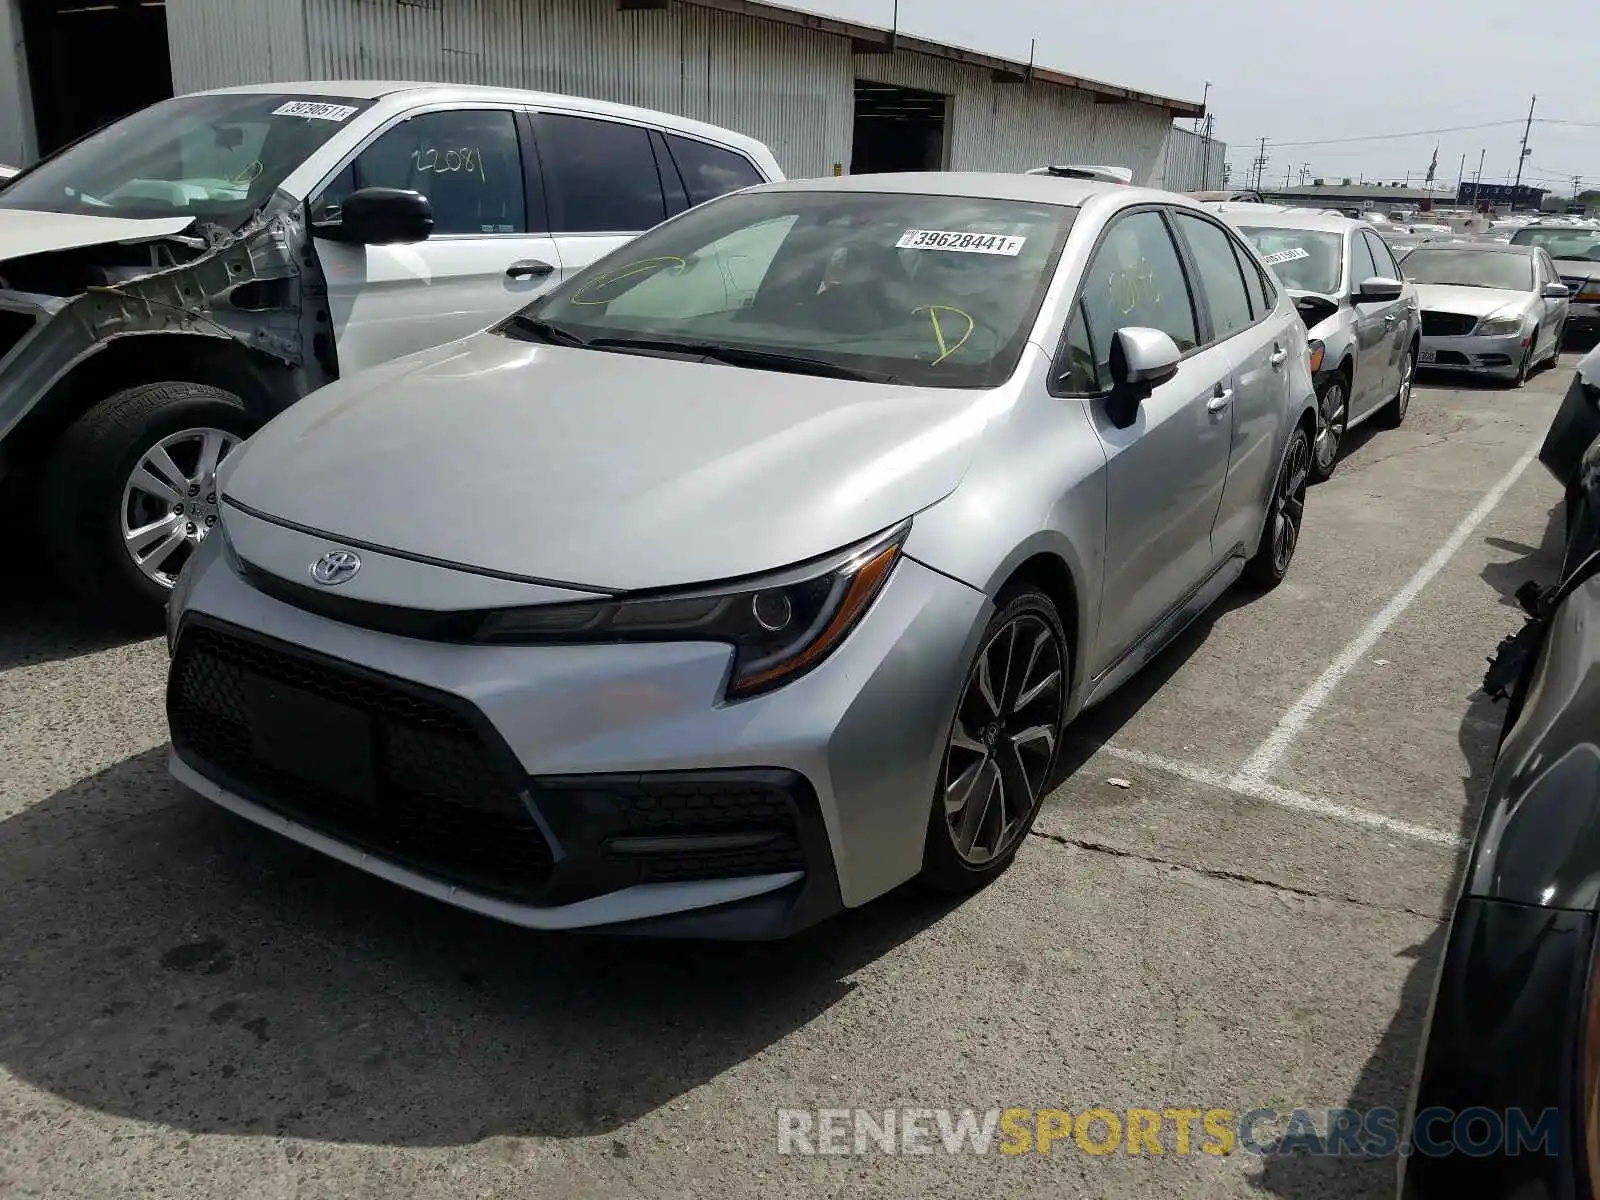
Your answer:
(1418, 331), (1529, 380)
(166, 532), (988, 938)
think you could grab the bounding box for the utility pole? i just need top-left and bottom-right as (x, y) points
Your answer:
(1199, 113), (1215, 189)
(1513, 94), (1536, 191)
(1194, 81), (1210, 133)
(1252, 136), (1268, 191)
(1284, 163), (1292, 189)
(1457, 152), (1467, 197)
(1473, 147), (1486, 211)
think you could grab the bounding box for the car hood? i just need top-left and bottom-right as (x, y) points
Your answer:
(0, 207), (196, 267)
(1412, 283), (1532, 318)
(222, 334), (997, 592)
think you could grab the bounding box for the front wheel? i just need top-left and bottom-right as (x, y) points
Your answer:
(1243, 423), (1311, 591)
(1509, 333), (1536, 389)
(1309, 375), (1348, 483)
(919, 587), (1069, 894)
(41, 382), (256, 628)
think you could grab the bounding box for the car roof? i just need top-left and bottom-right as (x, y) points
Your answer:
(1218, 208), (1360, 233)
(190, 80), (771, 154)
(753, 171), (1197, 209)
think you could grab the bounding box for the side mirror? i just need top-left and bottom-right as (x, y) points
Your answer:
(1353, 276), (1405, 304)
(313, 187), (434, 246)
(1544, 282), (1571, 299)
(1106, 327), (1181, 425)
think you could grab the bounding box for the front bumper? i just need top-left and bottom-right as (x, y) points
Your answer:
(1399, 898), (1592, 1198)
(166, 534), (988, 938)
(1418, 330), (1530, 379)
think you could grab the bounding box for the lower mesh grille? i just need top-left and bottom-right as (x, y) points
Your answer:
(1420, 311), (1477, 337)
(168, 622), (555, 901)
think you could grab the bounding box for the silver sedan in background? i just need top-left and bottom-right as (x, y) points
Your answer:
(1222, 209), (1419, 480)
(1399, 241), (1569, 386)
(164, 173), (1317, 938)
(1509, 225), (1600, 345)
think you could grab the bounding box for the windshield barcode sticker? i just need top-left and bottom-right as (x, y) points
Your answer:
(1261, 247), (1311, 266)
(273, 101), (360, 122)
(896, 229), (1027, 256)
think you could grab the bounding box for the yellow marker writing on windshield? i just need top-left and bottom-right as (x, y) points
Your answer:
(914, 305), (975, 366)
(571, 256), (689, 305)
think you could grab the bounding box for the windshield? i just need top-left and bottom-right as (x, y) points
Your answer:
(1400, 248), (1533, 291)
(0, 93), (371, 226)
(1236, 227), (1344, 294)
(1510, 228), (1600, 263)
(506, 189), (1075, 388)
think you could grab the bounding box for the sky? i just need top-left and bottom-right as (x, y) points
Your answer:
(783, 0), (1600, 195)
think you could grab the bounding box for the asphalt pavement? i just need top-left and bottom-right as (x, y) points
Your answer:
(0, 357), (1575, 1199)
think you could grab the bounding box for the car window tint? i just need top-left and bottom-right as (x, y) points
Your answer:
(666, 134), (765, 207)
(1079, 211), (1198, 375)
(1368, 232), (1401, 278)
(320, 109), (526, 235)
(536, 113), (666, 233)
(1174, 212), (1254, 339)
(1231, 237), (1270, 319)
(1350, 230), (1380, 287)
(650, 131), (689, 216)
(1060, 299), (1100, 393)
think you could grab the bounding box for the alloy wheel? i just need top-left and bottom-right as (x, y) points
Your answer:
(942, 613), (1066, 865)
(1396, 353), (1414, 419)
(1314, 382), (1347, 474)
(120, 427), (240, 589)
(1270, 431), (1311, 575)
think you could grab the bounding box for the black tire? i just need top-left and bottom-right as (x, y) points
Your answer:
(1243, 422), (1312, 591)
(1376, 344), (1416, 429)
(40, 382), (257, 628)
(1309, 372), (1349, 484)
(919, 586), (1069, 894)
(1509, 333), (1536, 389)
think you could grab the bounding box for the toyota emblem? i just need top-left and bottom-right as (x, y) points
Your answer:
(310, 549), (362, 586)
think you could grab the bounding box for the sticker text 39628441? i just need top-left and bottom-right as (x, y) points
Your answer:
(896, 229), (1027, 256)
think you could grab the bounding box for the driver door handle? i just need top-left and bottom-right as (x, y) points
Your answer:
(1384, 313), (1398, 325)
(1207, 387), (1233, 414)
(1269, 347), (1289, 368)
(506, 260), (555, 281)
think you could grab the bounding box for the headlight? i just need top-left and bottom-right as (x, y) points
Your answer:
(1475, 313), (1525, 337)
(475, 524), (909, 699)
(1308, 339), (1326, 373)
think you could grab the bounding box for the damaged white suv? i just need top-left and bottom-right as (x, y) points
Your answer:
(0, 82), (780, 622)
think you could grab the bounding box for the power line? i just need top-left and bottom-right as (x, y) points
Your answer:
(1268, 120), (1526, 149)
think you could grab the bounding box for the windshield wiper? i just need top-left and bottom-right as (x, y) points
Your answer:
(584, 336), (895, 382)
(505, 315), (589, 346)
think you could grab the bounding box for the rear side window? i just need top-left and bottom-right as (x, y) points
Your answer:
(1173, 212), (1254, 339)
(535, 113), (667, 234)
(1232, 240), (1271, 319)
(666, 134), (766, 206)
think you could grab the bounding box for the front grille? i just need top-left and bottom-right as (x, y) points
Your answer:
(0, 308), (36, 362)
(168, 622), (555, 900)
(1421, 311), (1478, 337)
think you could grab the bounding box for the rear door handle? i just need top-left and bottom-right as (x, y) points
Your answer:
(1269, 347), (1288, 368)
(1207, 387), (1233, 414)
(506, 260), (555, 281)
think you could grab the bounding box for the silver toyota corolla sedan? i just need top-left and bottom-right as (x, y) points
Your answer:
(1400, 241), (1570, 386)
(1220, 209), (1419, 481)
(165, 173), (1318, 938)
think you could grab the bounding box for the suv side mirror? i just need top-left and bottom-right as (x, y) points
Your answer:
(1544, 282), (1571, 299)
(1106, 327), (1181, 426)
(1353, 276), (1404, 304)
(313, 187), (435, 246)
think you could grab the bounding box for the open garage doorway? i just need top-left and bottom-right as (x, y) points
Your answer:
(21, 0), (173, 156)
(850, 81), (948, 174)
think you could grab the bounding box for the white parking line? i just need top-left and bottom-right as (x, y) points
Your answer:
(1100, 746), (1466, 849)
(1230, 436), (1543, 794)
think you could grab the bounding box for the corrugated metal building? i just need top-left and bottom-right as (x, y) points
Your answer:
(0, 0), (1208, 185)
(1149, 126), (1226, 193)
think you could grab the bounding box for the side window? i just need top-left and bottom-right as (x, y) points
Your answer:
(1076, 209), (1199, 385)
(1173, 212), (1254, 340)
(315, 108), (526, 235)
(535, 113), (667, 234)
(1231, 238), (1270, 319)
(649, 131), (689, 216)
(1367, 232), (1401, 278)
(1350, 231), (1380, 288)
(1060, 299), (1100, 394)
(665, 134), (766, 207)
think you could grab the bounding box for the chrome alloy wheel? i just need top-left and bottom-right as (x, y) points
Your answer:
(1396, 351), (1415, 419)
(942, 613), (1067, 865)
(120, 427), (240, 588)
(1270, 430), (1312, 575)
(1314, 380), (1347, 474)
